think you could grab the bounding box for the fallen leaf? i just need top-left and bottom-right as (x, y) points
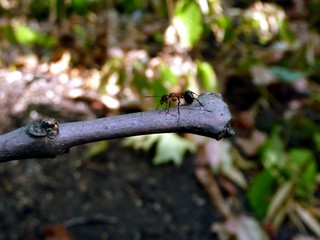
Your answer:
(212, 215), (269, 240)
(264, 181), (294, 224)
(153, 133), (196, 165)
(293, 202), (320, 237)
(195, 166), (231, 217)
(235, 130), (267, 157)
(42, 224), (72, 240)
(291, 234), (317, 240)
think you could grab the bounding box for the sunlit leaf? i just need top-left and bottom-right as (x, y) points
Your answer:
(173, 0), (203, 48)
(13, 25), (55, 48)
(123, 134), (196, 165)
(14, 25), (38, 45)
(153, 133), (196, 165)
(122, 135), (160, 151)
(157, 63), (178, 85)
(197, 61), (218, 91)
(248, 170), (275, 219)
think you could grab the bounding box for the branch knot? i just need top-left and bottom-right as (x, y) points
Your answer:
(26, 118), (59, 139)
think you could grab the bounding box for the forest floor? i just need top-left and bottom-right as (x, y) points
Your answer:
(0, 140), (223, 239)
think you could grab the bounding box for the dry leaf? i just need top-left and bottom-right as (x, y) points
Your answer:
(293, 202), (320, 237)
(212, 215), (269, 240)
(42, 224), (72, 240)
(195, 166), (231, 217)
(235, 130), (267, 157)
(265, 181), (294, 224)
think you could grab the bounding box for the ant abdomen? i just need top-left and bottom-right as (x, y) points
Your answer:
(183, 90), (196, 104)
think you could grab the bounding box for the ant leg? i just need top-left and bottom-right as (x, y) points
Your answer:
(156, 103), (161, 111)
(194, 98), (211, 112)
(190, 91), (198, 97)
(166, 100), (171, 114)
(177, 99), (181, 124)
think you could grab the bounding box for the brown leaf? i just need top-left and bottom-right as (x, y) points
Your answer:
(195, 166), (232, 218)
(235, 130), (267, 156)
(42, 224), (73, 240)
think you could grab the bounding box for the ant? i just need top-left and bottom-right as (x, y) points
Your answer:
(145, 90), (210, 114)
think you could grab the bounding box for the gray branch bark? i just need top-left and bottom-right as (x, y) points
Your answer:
(0, 93), (234, 162)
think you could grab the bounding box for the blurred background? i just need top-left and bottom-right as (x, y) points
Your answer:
(0, 0), (320, 239)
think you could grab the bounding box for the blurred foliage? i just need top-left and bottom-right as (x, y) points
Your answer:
(122, 134), (196, 165)
(1, 0), (320, 238)
(249, 125), (318, 219)
(173, 0), (203, 48)
(5, 24), (55, 47)
(83, 141), (109, 160)
(248, 169), (275, 219)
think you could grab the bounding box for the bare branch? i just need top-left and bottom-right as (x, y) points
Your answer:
(0, 93), (234, 161)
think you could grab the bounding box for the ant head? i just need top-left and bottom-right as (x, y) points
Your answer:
(160, 94), (170, 105)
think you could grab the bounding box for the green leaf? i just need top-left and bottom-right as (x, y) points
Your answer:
(248, 170), (275, 219)
(132, 74), (149, 90)
(278, 18), (296, 42)
(153, 133), (196, 165)
(289, 148), (313, 171)
(260, 126), (286, 178)
(13, 24), (55, 48)
(173, 0), (203, 48)
(121, 0), (146, 13)
(122, 134), (196, 165)
(83, 141), (109, 160)
(71, 0), (89, 15)
(157, 63), (178, 85)
(4, 26), (16, 43)
(122, 135), (160, 151)
(289, 149), (317, 200)
(14, 25), (38, 45)
(314, 132), (320, 151)
(270, 66), (305, 83)
(197, 61), (218, 91)
(214, 16), (234, 43)
(37, 34), (56, 48)
(150, 78), (167, 97)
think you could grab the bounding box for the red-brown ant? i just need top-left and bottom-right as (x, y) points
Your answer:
(145, 90), (210, 114)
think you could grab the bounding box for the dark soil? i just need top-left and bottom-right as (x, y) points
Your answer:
(0, 140), (221, 239)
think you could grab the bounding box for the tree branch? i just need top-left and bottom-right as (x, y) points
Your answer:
(0, 93), (234, 161)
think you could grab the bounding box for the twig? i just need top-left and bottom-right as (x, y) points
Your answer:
(0, 93), (234, 161)
(195, 166), (233, 218)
